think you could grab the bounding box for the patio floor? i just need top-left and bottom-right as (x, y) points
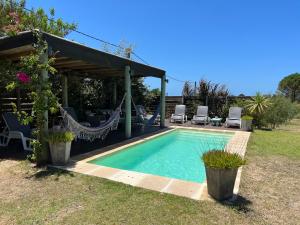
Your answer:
(0, 119), (242, 160)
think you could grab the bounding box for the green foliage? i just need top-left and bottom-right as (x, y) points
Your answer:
(241, 115), (253, 120)
(4, 31), (59, 164)
(278, 73), (300, 102)
(262, 95), (299, 128)
(245, 92), (271, 127)
(182, 81), (194, 97)
(46, 131), (75, 143)
(0, 0), (77, 37)
(245, 92), (271, 115)
(144, 88), (161, 111)
(202, 150), (246, 169)
(0, 1), (78, 165)
(198, 79), (229, 99)
(181, 79), (230, 119)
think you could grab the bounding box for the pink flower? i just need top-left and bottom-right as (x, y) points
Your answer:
(16, 72), (31, 84)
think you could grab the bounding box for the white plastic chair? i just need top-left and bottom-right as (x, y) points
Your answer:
(225, 107), (242, 128)
(170, 105), (187, 123)
(191, 106), (210, 125)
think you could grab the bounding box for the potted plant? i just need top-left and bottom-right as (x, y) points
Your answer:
(47, 131), (75, 166)
(241, 115), (253, 131)
(202, 150), (246, 201)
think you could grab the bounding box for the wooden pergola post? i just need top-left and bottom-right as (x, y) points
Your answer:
(160, 74), (166, 127)
(124, 65), (131, 138)
(62, 74), (69, 107)
(39, 49), (49, 132)
(112, 78), (117, 107)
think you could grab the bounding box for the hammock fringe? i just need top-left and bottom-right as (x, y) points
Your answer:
(60, 94), (126, 141)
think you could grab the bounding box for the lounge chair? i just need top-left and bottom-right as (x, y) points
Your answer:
(170, 105), (187, 123)
(0, 112), (34, 151)
(225, 107), (242, 128)
(63, 107), (91, 127)
(191, 106), (210, 125)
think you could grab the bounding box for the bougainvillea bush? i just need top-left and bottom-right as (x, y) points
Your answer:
(1, 0), (76, 165)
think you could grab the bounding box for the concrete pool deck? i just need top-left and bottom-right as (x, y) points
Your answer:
(53, 126), (251, 201)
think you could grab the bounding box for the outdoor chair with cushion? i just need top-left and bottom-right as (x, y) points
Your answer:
(0, 112), (34, 151)
(225, 107), (242, 128)
(170, 105), (187, 123)
(191, 106), (210, 125)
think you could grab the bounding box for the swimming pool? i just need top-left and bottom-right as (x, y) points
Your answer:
(89, 129), (233, 183)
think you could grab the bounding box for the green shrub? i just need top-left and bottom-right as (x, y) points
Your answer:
(202, 150), (246, 169)
(262, 95), (300, 128)
(241, 115), (253, 120)
(46, 131), (75, 143)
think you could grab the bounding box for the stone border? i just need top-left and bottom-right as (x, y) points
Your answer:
(52, 127), (251, 201)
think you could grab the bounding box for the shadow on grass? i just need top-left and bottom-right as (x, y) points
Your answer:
(0, 140), (31, 161)
(26, 167), (74, 181)
(221, 195), (253, 213)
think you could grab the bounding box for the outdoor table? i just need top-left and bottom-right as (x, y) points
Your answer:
(211, 117), (222, 126)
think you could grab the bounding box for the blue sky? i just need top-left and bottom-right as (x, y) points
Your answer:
(26, 0), (300, 96)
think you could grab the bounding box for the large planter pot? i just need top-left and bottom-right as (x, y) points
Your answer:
(49, 142), (71, 166)
(205, 166), (238, 201)
(241, 119), (253, 131)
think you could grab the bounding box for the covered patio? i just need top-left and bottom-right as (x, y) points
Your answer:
(0, 31), (166, 154)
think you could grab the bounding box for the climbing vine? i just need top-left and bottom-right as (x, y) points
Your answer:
(1, 0), (76, 165)
(6, 30), (58, 164)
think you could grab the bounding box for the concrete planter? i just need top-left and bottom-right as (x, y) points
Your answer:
(241, 119), (253, 131)
(49, 142), (71, 166)
(205, 166), (238, 201)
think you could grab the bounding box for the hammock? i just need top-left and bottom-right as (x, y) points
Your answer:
(60, 94), (126, 141)
(146, 103), (160, 126)
(132, 97), (160, 126)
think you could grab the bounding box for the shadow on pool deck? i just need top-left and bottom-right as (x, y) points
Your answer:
(0, 124), (170, 160)
(0, 119), (241, 160)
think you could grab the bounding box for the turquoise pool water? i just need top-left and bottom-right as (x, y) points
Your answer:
(89, 129), (233, 183)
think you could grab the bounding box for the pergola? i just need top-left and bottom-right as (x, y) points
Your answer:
(0, 31), (166, 138)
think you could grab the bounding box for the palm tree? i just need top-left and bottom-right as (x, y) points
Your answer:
(245, 92), (271, 127)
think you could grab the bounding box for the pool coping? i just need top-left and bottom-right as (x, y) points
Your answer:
(52, 127), (251, 201)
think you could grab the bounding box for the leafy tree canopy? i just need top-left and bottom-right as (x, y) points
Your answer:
(0, 0), (77, 37)
(262, 94), (299, 129)
(278, 73), (300, 102)
(182, 81), (193, 97)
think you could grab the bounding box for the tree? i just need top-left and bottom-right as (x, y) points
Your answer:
(0, 0), (77, 86)
(278, 73), (300, 102)
(182, 81), (193, 97)
(262, 95), (299, 129)
(245, 92), (271, 128)
(197, 79), (229, 118)
(0, 0), (77, 37)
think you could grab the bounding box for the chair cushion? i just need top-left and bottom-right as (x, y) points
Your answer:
(193, 116), (206, 121)
(172, 115), (184, 120)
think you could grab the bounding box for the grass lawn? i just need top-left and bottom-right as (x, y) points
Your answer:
(247, 120), (300, 159)
(0, 120), (299, 225)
